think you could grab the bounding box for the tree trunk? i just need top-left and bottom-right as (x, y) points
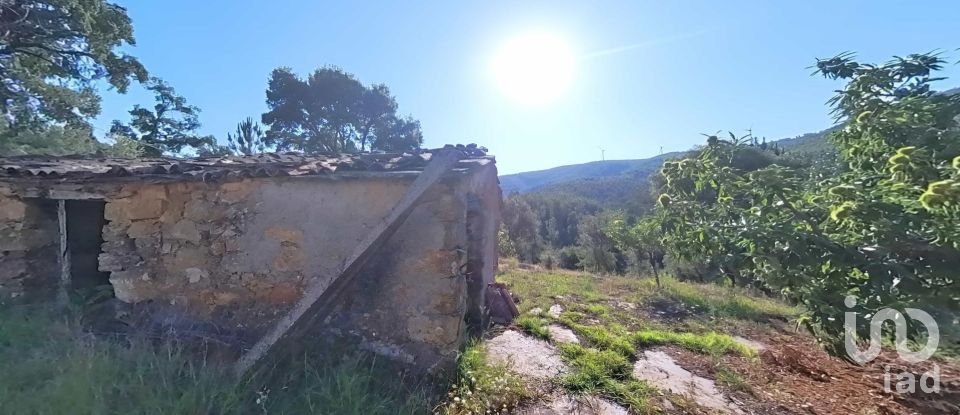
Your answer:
(634, 250), (644, 278)
(648, 252), (661, 288)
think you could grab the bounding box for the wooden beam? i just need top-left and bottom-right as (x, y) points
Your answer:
(234, 150), (462, 377)
(57, 200), (70, 305)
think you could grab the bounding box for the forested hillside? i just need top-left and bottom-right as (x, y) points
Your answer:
(500, 154), (678, 194)
(500, 52), (960, 354)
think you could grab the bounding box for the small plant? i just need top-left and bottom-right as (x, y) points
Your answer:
(583, 303), (610, 316)
(515, 315), (551, 340)
(435, 341), (530, 415)
(573, 324), (636, 358)
(557, 344), (654, 411)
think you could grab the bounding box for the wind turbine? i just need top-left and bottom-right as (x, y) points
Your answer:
(599, 146), (605, 161)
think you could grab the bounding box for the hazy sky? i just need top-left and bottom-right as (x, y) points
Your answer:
(96, 1), (960, 174)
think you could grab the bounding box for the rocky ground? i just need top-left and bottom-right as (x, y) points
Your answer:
(455, 266), (960, 415)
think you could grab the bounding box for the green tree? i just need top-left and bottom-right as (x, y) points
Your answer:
(655, 52), (960, 353)
(0, 119), (141, 157)
(607, 215), (665, 286)
(227, 117), (268, 155)
(0, 0), (147, 132)
(502, 196), (543, 263)
(261, 67), (422, 153)
(577, 214), (620, 274)
(110, 78), (214, 157)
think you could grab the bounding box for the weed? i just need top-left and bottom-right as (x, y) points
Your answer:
(436, 340), (530, 415)
(557, 344), (653, 412)
(515, 315), (551, 340)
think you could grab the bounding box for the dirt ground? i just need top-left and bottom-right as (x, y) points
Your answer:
(659, 322), (959, 414)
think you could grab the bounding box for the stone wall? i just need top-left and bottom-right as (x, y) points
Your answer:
(0, 163), (499, 372)
(0, 186), (58, 300)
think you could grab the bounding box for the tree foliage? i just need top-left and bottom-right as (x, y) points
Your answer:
(654, 52), (960, 351)
(261, 67), (422, 153)
(607, 215), (665, 285)
(227, 117), (267, 155)
(0, 0), (147, 131)
(110, 78), (214, 157)
(0, 119), (141, 157)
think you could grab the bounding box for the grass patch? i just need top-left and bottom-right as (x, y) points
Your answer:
(582, 303), (610, 316)
(436, 340), (530, 415)
(659, 277), (799, 322)
(515, 315), (551, 340)
(557, 344), (654, 412)
(573, 324), (636, 358)
(0, 305), (429, 415)
(497, 271), (604, 312)
(633, 329), (755, 357)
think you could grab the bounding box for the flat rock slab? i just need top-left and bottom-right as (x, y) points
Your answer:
(547, 325), (580, 344)
(486, 330), (568, 381)
(517, 395), (628, 415)
(548, 304), (564, 318)
(632, 350), (743, 414)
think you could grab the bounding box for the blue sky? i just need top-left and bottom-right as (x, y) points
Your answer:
(96, 1), (960, 174)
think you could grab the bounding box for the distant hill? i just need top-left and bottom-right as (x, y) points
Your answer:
(499, 153), (680, 194)
(773, 126), (839, 154)
(500, 125), (851, 197)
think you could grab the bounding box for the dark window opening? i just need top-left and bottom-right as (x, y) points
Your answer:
(65, 200), (112, 294)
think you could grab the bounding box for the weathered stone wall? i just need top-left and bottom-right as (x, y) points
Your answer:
(0, 186), (58, 299)
(0, 162), (500, 372)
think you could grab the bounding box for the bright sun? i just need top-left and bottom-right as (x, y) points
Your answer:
(491, 33), (575, 105)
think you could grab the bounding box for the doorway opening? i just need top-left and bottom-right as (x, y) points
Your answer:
(63, 200), (112, 294)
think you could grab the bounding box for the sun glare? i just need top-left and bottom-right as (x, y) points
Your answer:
(491, 33), (575, 105)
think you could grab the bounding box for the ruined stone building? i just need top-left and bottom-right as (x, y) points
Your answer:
(0, 147), (500, 373)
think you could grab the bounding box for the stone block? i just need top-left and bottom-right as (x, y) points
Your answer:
(183, 199), (223, 222)
(104, 200), (129, 221)
(127, 198), (164, 220)
(107, 196), (164, 221)
(109, 270), (153, 303)
(185, 267), (208, 284)
(98, 252), (141, 272)
(136, 185), (168, 201)
(165, 245), (210, 272)
(0, 197), (27, 222)
(133, 237), (159, 257)
(265, 226), (304, 244)
(219, 180), (256, 203)
(127, 220), (160, 238)
(168, 219), (201, 243)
